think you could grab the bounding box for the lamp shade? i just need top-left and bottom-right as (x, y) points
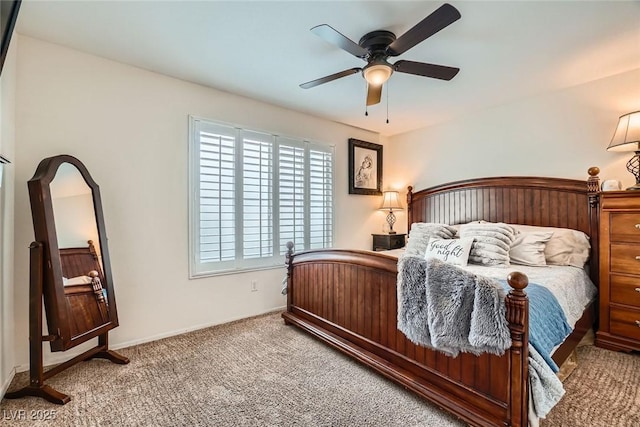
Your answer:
(379, 191), (402, 210)
(607, 111), (640, 152)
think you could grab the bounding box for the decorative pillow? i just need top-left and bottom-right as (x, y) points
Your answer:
(509, 231), (554, 266)
(459, 222), (516, 266)
(404, 223), (457, 257)
(449, 221), (482, 238)
(509, 224), (590, 268)
(424, 237), (474, 266)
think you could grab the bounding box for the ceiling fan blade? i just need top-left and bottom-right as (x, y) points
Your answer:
(300, 68), (361, 89)
(366, 84), (382, 106)
(311, 24), (369, 58)
(386, 3), (461, 57)
(394, 60), (459, 80)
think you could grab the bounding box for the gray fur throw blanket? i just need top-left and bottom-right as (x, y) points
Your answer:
(397, 256), (512, 356)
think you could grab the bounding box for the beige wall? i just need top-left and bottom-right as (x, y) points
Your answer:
(0, 35), (17, 394)
(12, 36), (384, 368)
(385, 68), (640, 234)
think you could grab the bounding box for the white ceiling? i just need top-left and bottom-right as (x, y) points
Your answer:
(15, 1), (640, 136)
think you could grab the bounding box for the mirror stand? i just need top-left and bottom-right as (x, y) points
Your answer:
(5, 242), (129, 404)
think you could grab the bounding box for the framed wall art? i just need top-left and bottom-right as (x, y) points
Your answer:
(348, 138), (382, 195)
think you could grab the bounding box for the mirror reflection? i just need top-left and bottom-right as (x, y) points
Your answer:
(50, 162), (109, 338)
(51, 163), (100, 252)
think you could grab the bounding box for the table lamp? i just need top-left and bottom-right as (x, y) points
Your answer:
(607, 111), (640, 190)
(379, 190), (402, 234)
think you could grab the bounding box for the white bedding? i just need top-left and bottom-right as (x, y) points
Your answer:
(379, 248), (597, 329)
(462, 264), (597, 329)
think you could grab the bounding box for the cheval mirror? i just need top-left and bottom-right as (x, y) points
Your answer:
(5, 154), (129, 404)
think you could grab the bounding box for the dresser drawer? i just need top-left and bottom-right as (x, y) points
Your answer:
(610, 213), (640, 243)
(610, 306), (640, 341)
(610, 243), (640, 275)
(610, 275), (640, 308)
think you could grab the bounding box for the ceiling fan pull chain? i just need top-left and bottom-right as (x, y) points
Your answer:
(365, 80), (369, 116)
(386, 82), (390, 124)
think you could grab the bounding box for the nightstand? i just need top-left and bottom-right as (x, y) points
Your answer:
(372, 233), (406, 251)
(596, 191), (640, 352)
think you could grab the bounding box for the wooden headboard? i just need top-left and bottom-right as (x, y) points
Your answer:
(406, 169), (601, 283)
(59, 240), (103, 280)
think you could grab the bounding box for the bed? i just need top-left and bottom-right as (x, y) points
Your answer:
(282, 170), (601, 427)
(60, 240), (109, 337)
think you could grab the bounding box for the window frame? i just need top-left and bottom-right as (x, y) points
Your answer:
(188, 115), (335, 278)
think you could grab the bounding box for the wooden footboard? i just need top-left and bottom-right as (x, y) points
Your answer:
(282, 246), (530, 427)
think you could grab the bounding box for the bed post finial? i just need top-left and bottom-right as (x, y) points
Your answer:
(506, 272), (529, 338)
(407, 186), (413, 231)
(285, 241), (294, 271)
(506, 271), (529, 427)
(587, 167), (600, 287)
(283, 242), (295, 304)
(587, 166), (600, 196)
(87, 240), (99, 262)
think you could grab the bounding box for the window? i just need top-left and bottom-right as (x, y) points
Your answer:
(189, 117), (334, 277)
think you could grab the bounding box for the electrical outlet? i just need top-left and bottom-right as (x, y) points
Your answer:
(250, 280), (258, 292)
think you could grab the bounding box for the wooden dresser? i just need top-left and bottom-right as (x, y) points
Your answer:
(596, 191), (640, 352)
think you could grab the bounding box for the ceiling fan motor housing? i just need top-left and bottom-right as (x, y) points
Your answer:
(359, 30), (396, 59)
(359, 30), (396, 85)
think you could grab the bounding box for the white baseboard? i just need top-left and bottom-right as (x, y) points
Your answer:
(15, 306), (286, 373)
(1, 367), (16, 398)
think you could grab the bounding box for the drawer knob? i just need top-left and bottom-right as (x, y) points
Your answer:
(636, 256), (640, 261)
(636, 288), (640, 293)
(636, 224), (640, 229)
(636, 320), (640, 327)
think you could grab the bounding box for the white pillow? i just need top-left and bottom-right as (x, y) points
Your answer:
(509, 224), (590, 268)
(62, 275), (93, 287)
(509, 231), (553, 266)
(459, 222), (516, 266)
(424, 237), (474, 266)
(405, 223), (457, 257)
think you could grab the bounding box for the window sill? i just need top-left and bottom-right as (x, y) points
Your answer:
(189, 263), (284, 279)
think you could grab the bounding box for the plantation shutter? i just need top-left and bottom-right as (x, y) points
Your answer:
(278, 138), (306, 254)
(194, 121), (237, 268)
(242, 130), (274, 260)
(308, 145), (333, 249)
(189, 116), (335, 277)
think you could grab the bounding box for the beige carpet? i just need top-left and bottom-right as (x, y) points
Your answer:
(1, 312), (639, 426)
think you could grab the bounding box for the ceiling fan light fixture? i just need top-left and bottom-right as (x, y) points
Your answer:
(363, 63), (393, 86)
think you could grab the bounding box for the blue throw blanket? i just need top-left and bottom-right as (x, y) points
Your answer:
(499, 280), (571, 373)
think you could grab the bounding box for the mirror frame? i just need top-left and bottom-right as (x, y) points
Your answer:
(28, 154), (119, 351)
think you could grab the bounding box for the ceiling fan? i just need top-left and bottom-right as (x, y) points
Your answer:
(300, 3), (461, 106)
